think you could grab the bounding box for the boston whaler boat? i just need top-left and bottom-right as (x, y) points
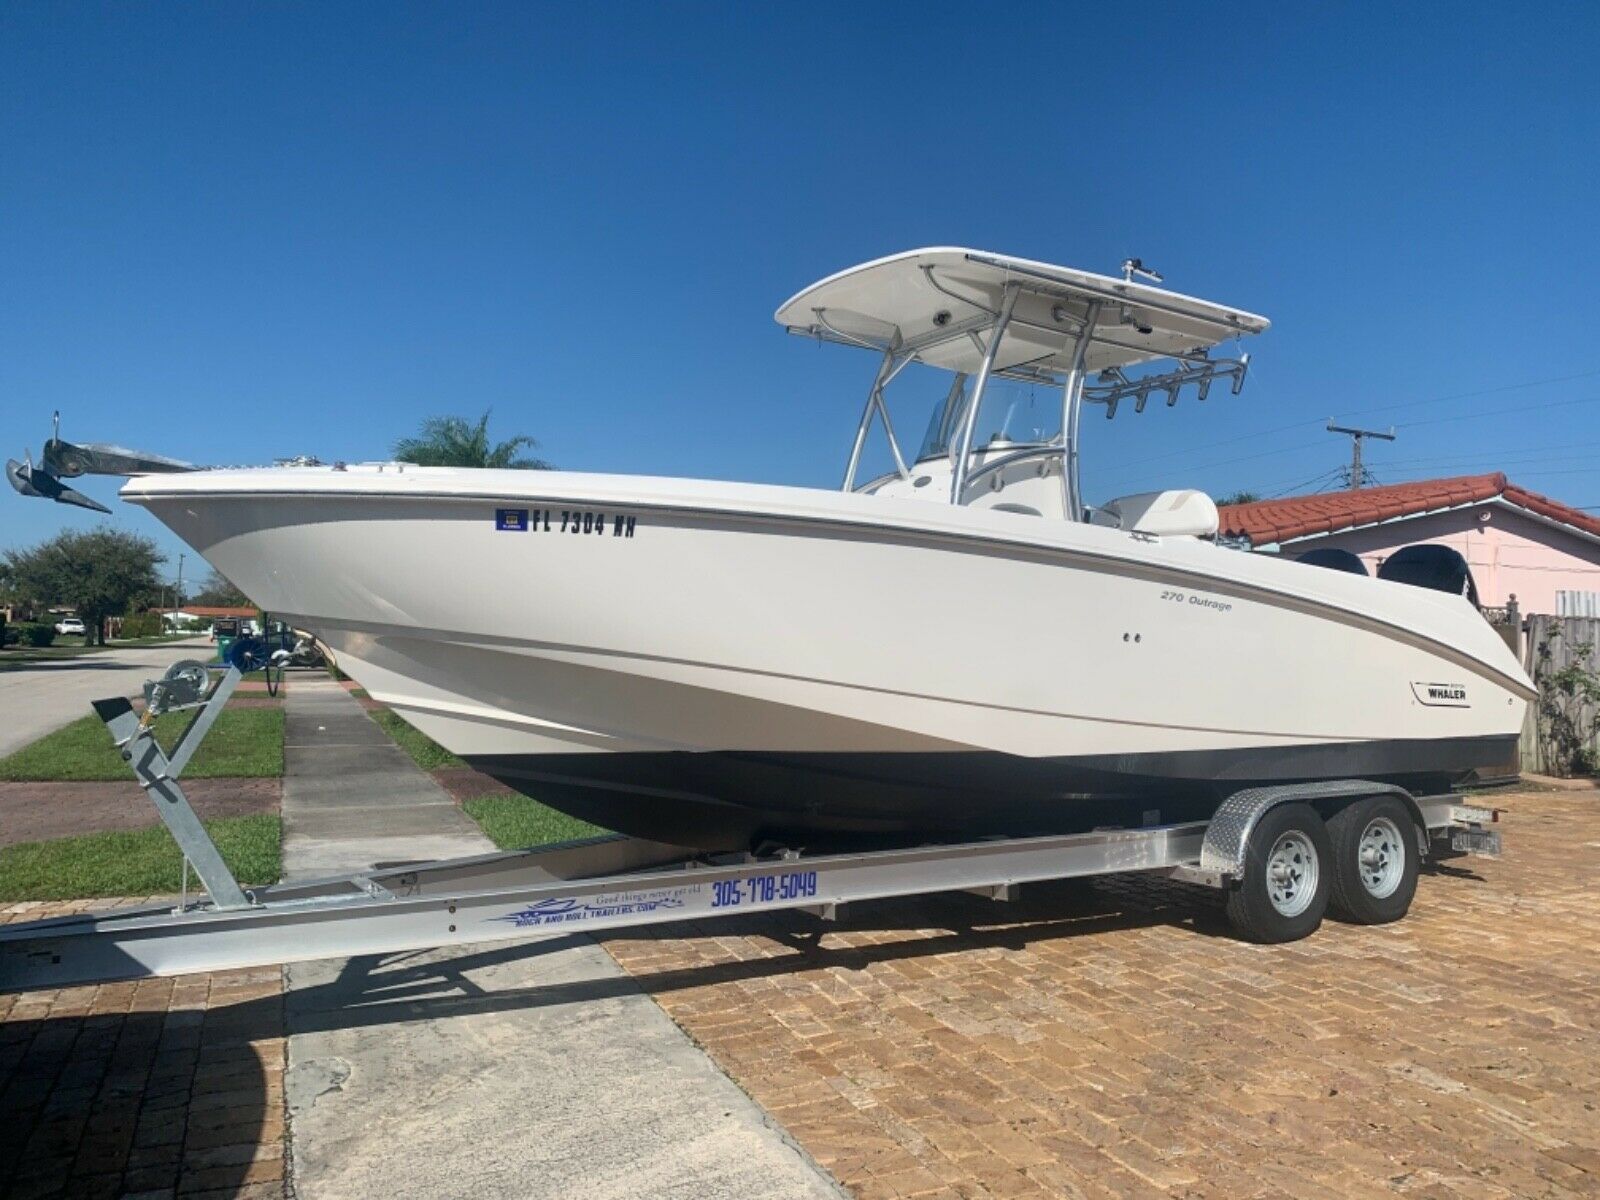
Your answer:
(72, 248), (1530, 850)
(0, 249), (1525, 972)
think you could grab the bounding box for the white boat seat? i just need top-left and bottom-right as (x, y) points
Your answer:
(1096, 490), (1219, 537)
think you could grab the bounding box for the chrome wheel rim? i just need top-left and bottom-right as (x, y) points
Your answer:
(1266, 831), (1319, 918)
(1358, 816), (1405, 899)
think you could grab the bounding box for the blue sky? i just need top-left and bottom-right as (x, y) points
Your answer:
(4, 3), (1598, 582)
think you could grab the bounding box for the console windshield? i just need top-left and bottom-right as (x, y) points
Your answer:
(916, 382), (1062, 461)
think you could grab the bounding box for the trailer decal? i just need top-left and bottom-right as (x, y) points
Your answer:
(494, 888), (690, 928)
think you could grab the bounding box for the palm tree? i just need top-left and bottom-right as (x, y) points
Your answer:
(392, 410), (551, 469)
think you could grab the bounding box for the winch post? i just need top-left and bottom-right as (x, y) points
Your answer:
(92, 664), (252, 911)
(164, 665), (242, 776)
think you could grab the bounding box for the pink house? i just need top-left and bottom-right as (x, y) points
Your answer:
(1217, 473), (1600, 616)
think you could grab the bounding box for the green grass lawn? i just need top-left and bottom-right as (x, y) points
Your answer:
(365, 707), (603, 847)
(370, 708), (464, 770)
(0, 707), (284, 781)
(463, 794), (607, 849)
(0, 815), (280, 901)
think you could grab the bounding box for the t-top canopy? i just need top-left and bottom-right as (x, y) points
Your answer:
(775, 248), (1269, 379)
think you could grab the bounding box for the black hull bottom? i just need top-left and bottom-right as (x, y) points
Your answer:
(468, 735), (1520, 850)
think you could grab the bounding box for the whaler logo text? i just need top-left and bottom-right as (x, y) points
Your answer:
(1411, 681), (1469, 707)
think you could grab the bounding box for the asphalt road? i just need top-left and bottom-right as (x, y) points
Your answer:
(0, 636), (214, 758)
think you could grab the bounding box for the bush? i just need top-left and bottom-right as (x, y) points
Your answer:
(19, 624), (55, 648)
(1534, 628), (1600, 779)
(118, 611), (164, 639)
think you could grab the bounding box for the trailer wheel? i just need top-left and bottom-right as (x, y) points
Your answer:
(1326, 795), (1419, 924)
(1224, 803), (1331, 943)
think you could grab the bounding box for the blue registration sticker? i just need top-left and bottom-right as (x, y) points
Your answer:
(495, 508), (529, 531)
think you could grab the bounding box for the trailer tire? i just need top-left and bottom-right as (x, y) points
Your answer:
(1224, 802), (1331, 943)
(1326, 795), (1418, 925)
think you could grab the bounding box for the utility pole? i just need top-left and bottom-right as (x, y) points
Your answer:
(1326, 420), (1395, 489)
(176, 553), (186, 611)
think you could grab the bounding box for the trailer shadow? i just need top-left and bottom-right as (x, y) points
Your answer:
(1422, 858), (1488, 883)
(281, 872), (1234, 1033)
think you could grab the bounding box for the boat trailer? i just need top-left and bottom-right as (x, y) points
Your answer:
(0, 662), (1504, 993)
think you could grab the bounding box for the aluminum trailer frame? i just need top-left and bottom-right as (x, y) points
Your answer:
(0, 666), (1504, 993)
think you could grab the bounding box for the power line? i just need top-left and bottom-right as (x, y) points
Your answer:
(1225, 457), (1600, 504)
(1491, 466), (1600, 479)
(1362, 440), (1600, 470)
(1329, 367), (1600, 423)
(1103, 436), (1332, 490)
(1263, 467), (1345, 499)
(1108, 366), (1600, 477)
(1394, 392), (1600, 430)
(1199, 397), (1600, 497)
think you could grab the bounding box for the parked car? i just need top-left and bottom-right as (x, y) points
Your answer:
(54, 617), (86, 637)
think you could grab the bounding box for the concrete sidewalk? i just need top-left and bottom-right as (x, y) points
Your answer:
(279, 677), (485, 881)
(280, 677), (841, 1200)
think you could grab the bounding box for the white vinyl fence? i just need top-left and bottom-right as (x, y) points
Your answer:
(1556, 590), (1600, 618)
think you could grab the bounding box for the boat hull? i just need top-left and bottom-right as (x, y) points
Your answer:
(124, 466), (1534, 848)
(466, 738), (1519, 848)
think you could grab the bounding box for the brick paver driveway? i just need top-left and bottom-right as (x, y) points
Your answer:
(606, 789), (1600, 1199)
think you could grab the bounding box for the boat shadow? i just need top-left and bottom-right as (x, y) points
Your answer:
(0, 995), (277, 1196)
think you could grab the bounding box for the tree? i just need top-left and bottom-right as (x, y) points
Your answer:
(2, 527), (164, 645)
(1215, 491), (1262, 507)
(191, 569), (252, 608)
(392, 410), (551, 469)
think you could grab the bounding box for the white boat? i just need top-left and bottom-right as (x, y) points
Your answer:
(116, 248), (1533, 848)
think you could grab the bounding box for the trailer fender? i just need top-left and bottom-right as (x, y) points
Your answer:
(1199, 780), (1422, 879)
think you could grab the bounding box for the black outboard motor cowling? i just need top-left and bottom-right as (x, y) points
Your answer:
(1295, 547), (1369, 576)
(1376, 544), (1480, 605)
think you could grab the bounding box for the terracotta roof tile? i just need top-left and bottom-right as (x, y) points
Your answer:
(1217, 473), (1600, 546)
